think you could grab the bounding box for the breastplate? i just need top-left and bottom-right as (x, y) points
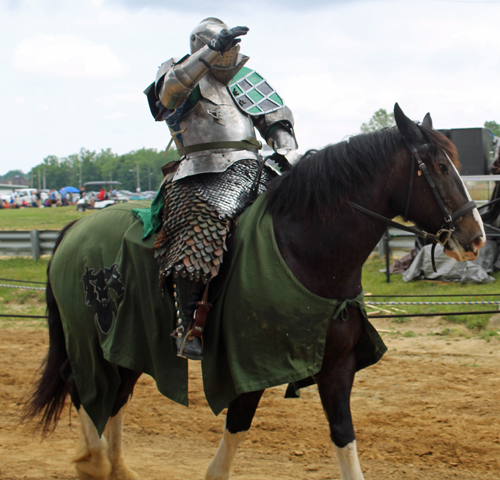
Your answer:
(172, 75), (259, 181)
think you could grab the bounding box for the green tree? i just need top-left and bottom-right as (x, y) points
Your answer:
(26, 146), (180, 192)
(484, 121), (500, 137)
(360, 108), (396, 133)
(115, 148), (179, 192)
(0, 169), (27, 182)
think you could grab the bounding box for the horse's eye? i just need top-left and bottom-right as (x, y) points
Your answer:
(438, 163), (448, 175)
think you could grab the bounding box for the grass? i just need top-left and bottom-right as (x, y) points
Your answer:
(0, 257), (49, 328)
(363, 255), (500, 331)
(466, 184), (494, 202)
(0, 206), (94, 230)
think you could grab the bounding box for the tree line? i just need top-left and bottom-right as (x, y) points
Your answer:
(3, 111), (500, 190)
(1, 147), (180, 192)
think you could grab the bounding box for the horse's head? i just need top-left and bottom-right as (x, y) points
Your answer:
(394, 103), (485, 262)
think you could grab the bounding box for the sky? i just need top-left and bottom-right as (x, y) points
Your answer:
(3, 0), (500, 176)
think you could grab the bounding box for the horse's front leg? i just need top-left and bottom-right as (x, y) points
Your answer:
(316, 349), (364, 480)
(205, 390), (264, 480)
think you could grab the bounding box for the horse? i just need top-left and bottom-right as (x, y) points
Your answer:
(23, 104), (485, 480)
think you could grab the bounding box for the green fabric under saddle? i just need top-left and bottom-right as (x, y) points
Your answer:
(49, 195), (386, 435)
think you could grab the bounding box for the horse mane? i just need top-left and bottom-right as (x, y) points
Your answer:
(266, 125), (459, 223)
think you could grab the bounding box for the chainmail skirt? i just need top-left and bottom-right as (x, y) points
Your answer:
(155, 159), (276, 286)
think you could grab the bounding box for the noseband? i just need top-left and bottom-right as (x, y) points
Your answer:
(349, 142), (477, 249)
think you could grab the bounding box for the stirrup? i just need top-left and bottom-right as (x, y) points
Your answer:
(178, 330), (204, 361)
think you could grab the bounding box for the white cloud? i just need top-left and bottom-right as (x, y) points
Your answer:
(101, 111), (126, 120)
(13, 34), (129, 79)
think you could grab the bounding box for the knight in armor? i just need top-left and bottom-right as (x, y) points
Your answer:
(144, 18), (299, 361)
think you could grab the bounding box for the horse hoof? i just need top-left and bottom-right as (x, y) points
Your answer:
(73, 446), (112, 480)
(110, 465), (140, 480)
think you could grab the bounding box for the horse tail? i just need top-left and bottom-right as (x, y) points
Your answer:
(22, 220), (78, 434)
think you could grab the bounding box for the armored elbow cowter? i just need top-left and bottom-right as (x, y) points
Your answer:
(254, 106), (300, 166)
(157, 45), (221, 110)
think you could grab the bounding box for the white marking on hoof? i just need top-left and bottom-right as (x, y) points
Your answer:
(74, 408), (112, 480)
(205, 428), (247, 480)
(335, 440), (365, 480)
(104, 403), (140, 480)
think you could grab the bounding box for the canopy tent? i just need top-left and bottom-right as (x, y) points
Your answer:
(60, 186), (80, 193)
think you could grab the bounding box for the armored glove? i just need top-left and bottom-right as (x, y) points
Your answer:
(209, 26), (249, 53)
(267, 152), (293, 173)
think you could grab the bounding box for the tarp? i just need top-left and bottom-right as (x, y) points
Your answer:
(403, 240), (497, 283)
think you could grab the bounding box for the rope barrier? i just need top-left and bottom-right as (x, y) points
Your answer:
(365, 293), (500, 297)
(366, 301), (500, 306)
(0, 284), (46, 291)
(1, 279), (500, 319)
(0, 278), (45, 285)
(369, 310), (500, 318)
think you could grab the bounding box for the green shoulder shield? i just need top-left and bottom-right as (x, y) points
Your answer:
(228, 67), (284, 116)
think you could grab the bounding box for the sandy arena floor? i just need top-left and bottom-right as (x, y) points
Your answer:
(0, 316), (499, 480)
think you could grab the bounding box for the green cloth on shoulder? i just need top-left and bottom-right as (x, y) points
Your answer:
(201, 193), (387, 414)
(131, 189), (164, 239)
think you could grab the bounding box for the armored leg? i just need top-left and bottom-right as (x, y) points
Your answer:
(172, 275), (209, 360)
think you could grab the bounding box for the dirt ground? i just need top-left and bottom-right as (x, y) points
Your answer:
(1, 316), (499, 480)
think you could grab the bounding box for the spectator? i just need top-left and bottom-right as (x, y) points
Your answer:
(49, 189), (57, 206)
(60, 189), (68, 207)
(35, 190), (41, 208)
(97, 188), (106, 201)
(80, 186), (85, 198)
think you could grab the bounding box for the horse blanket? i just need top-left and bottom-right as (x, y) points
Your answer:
(50, 196), (387, 435)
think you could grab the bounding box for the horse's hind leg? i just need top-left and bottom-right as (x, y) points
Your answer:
(103, 403), (140, 480)
(205, 390), (264, 480)
(72, 367), (141, 480)
(74, 407), (112, 480)
(104, 367), (142, 480)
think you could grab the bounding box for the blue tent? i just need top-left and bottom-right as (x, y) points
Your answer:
(60, 186), (80, 193)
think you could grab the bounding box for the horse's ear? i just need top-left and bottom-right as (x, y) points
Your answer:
(394, 103), (426, 147)
(422, 112), (433, 130)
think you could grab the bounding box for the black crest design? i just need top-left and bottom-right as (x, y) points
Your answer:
(81, 264), (125, 333)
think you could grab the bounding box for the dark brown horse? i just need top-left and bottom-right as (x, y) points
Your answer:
(24, 104), (485, 480)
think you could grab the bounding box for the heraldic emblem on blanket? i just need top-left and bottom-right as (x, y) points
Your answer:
(81, 264), (125, 334)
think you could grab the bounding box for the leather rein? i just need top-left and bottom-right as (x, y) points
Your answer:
(348, 142), (477, 250)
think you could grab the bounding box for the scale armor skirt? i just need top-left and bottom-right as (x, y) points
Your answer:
(155, 159), (276, 287)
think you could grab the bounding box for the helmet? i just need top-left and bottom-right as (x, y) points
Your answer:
(190, 17), (240, 69)
(190, 17), (227, 54)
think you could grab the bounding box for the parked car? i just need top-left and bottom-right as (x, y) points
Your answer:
(76, 181), (126, 212)
(13, 188), (38, 206)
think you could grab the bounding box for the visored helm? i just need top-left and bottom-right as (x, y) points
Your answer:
(190, 17), (240, 68)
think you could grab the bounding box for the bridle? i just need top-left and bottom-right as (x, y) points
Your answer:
(348, 140), (477, 250)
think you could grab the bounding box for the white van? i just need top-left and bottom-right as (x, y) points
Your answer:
(14, 188), (39, 206)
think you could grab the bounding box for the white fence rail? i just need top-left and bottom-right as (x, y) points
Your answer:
(0, 230), (59, 259)
(0, 228), (417, 260)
